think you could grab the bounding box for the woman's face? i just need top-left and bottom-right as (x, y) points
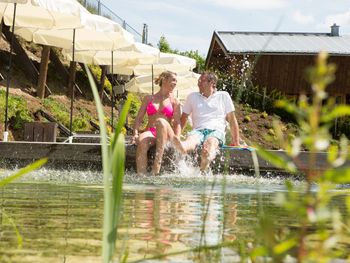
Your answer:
(162, 74), (177, 92)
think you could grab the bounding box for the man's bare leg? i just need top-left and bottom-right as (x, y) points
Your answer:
(200, 137), (219, 172)
(172, 134), (200, 155)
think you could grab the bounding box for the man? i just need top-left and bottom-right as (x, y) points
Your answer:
(173, 72), (240, 172)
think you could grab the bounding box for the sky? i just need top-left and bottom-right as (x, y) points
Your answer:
(101, 0), (350, 57)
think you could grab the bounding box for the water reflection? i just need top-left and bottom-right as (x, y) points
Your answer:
(0, 172), (285, 263)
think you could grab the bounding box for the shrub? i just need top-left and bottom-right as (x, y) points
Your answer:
(0, 90), (33, 129)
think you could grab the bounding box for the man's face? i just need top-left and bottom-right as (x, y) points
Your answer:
(198, 74), (213, 95)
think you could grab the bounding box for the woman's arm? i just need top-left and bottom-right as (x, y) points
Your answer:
(132, 96), (149, 143)
(172, 99), (182, 136)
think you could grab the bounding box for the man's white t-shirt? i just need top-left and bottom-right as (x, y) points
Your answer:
(182, 91), (235, 134)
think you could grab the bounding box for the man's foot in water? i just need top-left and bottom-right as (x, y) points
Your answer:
(172, 136), (187, 155)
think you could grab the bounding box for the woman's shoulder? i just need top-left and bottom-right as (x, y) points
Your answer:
(170, 96), (180, 105)
(142, 94), (153, 103)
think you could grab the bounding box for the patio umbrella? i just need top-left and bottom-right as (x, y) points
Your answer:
(16, 14), (133, 51)
(62, 42), (160, 66)
(125, 71), (199, 101)
(118, 52), (196, 96)
(61, 42), (159, 131)
(0, 0), (83, 141)
(119, 52), (196, 76)
(15, 12), (134, 137)
(0, 0), (82, 29)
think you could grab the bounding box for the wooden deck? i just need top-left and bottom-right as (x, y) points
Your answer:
(0, 141), (343, 175)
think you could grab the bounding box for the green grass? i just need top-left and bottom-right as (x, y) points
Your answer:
(0, 90), (33, 129)
(42, 97), (91, 132)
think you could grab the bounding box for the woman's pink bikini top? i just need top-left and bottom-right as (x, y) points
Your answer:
(146, 99), (174, 118)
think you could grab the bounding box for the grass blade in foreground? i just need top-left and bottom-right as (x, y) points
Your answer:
(0, 158), (47, 187)
(0, 158), (47, 248)
(84, 65), (129, 263)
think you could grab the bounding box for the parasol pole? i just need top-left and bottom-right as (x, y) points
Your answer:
(111, 51), (114, 132)
(68, 28), (76, 143)
(151, 64), (154, 95)
(3, 3), (17, 142)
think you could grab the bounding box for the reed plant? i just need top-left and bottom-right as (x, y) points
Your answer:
(84, 65), (130, 263)
(249, 52), (350, 261)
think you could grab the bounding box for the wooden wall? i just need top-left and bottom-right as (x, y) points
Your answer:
(207, 45), (350, 102)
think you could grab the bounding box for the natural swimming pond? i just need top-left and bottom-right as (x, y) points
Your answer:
(0, 169), (347, 262)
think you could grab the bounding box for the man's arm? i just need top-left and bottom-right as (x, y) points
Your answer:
(180, 112), (189, 130)
(226, 111), (240, 146)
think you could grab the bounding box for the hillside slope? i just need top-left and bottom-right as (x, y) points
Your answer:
(0, 37), (296, 149)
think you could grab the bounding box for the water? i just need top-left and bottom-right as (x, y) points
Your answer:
(0, 168), (311, 262)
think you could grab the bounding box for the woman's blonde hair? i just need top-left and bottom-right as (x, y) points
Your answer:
(155, 71), (177, 86)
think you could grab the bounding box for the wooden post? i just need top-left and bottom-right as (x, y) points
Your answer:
(99, 65), (107, 100)
(262, 87), (267, 111)
(37, 46), (51, 99)
(0, 20), (3, 40)
(67, 61), (76, 97)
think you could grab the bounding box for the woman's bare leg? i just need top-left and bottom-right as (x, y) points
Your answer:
(152, 118), (175, 175)
(136, 132), (155, 175)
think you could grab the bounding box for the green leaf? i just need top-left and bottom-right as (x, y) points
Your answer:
(250, 246), (268, 258)
(108, 133), (126, 257)
(322, 105), (350, 122)
(324, 167), (350, 183)
(256, 147), (297, 173)
(111, 95), (131, 149)
(275, 100), (299, 115)
(84, 65), (112, 263)
(0, 158), (47, 187)
(327, 144), (338, 164)
(3, 212), (23, 249)
(273, 238), (297, 254)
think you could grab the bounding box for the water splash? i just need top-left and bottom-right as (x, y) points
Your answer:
(0, 166), (300, 192)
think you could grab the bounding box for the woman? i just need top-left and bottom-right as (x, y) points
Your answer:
(132, 71), (181, 175)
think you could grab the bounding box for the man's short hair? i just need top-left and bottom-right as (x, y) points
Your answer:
(202, 71), (217, 86)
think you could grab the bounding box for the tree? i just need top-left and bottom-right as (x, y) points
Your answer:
(157, 35), (172, 53)
(157, 35), (205, 73)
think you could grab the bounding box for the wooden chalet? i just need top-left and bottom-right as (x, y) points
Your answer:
(206, 24), (350, 103)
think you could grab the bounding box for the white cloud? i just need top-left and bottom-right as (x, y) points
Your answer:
(325, 9), (350, 27)
(207, 0), (287, 10)
(292, 11), (314, 25)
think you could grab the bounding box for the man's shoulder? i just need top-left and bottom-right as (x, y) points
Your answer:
(213, 90), (231, 100)
(186, 92), (200, 100)
(215, 90), (230, 96)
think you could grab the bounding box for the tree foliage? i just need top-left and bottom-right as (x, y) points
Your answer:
(157, 35), (205, 73)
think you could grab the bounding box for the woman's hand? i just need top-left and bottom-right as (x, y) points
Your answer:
(131, 134), (139, 145)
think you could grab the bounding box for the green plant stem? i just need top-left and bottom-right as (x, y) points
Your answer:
(84, 65), (111, 263)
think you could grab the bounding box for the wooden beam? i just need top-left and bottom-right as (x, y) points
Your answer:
(36, 109), (71, 136)
(37, 46), (50, 99)
(2, 24), (39, 83)
(50, 49), (82, 95)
